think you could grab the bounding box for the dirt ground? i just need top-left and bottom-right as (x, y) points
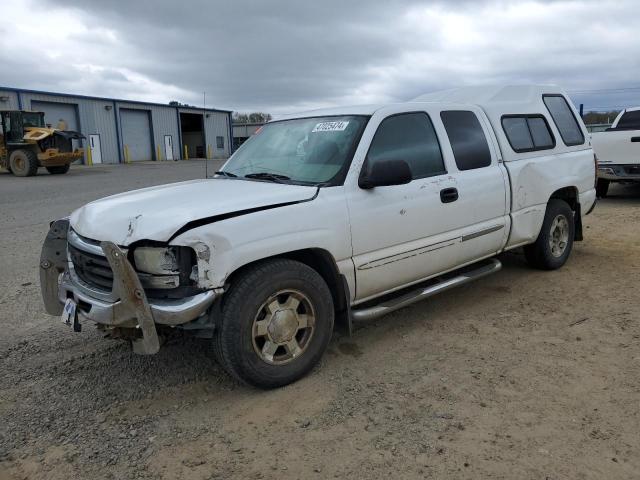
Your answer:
(0, 162), (639, 480)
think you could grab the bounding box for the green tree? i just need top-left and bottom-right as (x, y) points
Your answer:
(582, 110), (620, 125)
(233, 112), (272, 123)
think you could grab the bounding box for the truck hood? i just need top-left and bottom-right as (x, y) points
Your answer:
(70, 178), (318, 245)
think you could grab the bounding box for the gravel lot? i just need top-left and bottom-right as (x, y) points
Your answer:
(1, 162), (639, 480)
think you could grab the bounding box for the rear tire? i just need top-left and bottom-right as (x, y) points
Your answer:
(9, 149), (38, 177)
(46, 164), (71, 175)
(215, 259), (334, 389)
(596, 179), (609, 198)
(524, 199), (575, 270)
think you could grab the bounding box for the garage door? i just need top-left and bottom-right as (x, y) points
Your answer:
(31, 101), (79, 131)
(120, 109), (153, 162)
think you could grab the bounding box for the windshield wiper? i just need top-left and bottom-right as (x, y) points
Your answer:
(244, 172), (291, 183)
(213, 170), (237, 178)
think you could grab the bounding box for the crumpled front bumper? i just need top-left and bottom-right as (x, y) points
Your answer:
(39, 219), (218, 354)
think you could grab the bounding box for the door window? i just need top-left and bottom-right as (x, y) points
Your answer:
(440, 110), (492, 170)
(7, 112), (23, 142)
(542, 95), (585, 146)
(366, 112), (445, 180)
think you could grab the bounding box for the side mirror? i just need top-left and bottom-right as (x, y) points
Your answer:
(359, 159), (412, 189)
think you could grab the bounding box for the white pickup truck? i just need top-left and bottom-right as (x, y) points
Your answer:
(591, 107), (640, 197)
(40, 85), (596, 388)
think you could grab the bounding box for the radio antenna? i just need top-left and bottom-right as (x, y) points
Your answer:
(203, 91), (208, 179)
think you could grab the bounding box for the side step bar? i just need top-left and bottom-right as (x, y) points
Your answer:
(351, 258), (502, 322)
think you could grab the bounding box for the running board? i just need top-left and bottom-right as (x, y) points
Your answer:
(351, 258), (502, 322)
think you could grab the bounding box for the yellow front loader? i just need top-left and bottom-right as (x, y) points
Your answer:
(0, 110), (84, 176)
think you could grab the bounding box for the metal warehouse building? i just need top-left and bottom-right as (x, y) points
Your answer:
(232, 122), (265, 150)
(0, 87), (233, 164)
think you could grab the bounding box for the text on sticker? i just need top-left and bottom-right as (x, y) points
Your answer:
(312, 121), (350, 133)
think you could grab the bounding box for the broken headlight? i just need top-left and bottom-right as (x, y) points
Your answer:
(133, 247), (181, 275)
(130, 246), (198, 296)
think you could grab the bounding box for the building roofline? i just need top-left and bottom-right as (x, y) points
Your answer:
(0, 85), (233, 114)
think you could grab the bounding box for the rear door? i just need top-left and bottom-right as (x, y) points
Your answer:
(438, 108), (509, 264)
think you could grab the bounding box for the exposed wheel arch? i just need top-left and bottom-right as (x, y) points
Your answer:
(222, 248), (350, 332)
(549, 186), (582, 241)
(549, 186), (578, 209)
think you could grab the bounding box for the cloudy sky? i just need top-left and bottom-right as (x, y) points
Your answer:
(1, 0), (639, 114)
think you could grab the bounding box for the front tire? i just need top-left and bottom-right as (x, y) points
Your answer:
(46, 164), (70, 175)
(596, 178), (609, 198)
(9, 149), (38, 177)
(215, 259), (334, 389)
(524, 199), (575, 270)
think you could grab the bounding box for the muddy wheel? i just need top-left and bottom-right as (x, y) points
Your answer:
(214, 259), (334, 389)
(9, 149), (38, 177)
(46, 164), (71, 175)
(596, 179), (609, 198)
(524, 199), (575, 270)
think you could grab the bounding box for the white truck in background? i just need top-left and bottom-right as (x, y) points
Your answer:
(591, 107), (640, 197)
(40, 85), (596, 388)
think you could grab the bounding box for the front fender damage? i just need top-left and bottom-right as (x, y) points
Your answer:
(192, 242), (217, 289)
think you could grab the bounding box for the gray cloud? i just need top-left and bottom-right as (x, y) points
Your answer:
(1, 0), (639, 113)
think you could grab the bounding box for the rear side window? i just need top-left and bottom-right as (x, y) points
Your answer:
(367, 112), (446, 180)
(543, 95), (585, 146)
(501, 115), (555, 152)
(616, 110), (640, 130)
(440, 110), (492, 170)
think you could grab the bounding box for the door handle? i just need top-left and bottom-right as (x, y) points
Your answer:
(631, 136), (640, 142)
(440, 187), (459, 203)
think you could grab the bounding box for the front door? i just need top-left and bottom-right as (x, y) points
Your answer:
(89, 134), (102, 164)
(164, 135), (174, 161)
(347, 111), (463, 302)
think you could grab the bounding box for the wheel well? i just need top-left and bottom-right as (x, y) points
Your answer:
(224, 249), (349, 328)
(549, 186), (583, 241)
(550, 186), (578, 210)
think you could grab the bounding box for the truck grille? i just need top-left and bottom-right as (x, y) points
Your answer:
(69, 244), (114, 290)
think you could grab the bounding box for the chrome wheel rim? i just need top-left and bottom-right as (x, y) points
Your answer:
(549, 214), (569, 258)
(251, 289), (316, 365)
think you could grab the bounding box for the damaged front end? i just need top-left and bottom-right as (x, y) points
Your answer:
(39, 219), (221, 354)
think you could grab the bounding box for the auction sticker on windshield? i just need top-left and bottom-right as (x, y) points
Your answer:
(312, 121), (349, 133)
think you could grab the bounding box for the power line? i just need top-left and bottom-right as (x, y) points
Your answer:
(569, 86), (640, 94)
(581, 105), (629, 110)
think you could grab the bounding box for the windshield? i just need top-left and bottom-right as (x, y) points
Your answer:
(22, 112), (45, 128)
(221, 115), (368, 185)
